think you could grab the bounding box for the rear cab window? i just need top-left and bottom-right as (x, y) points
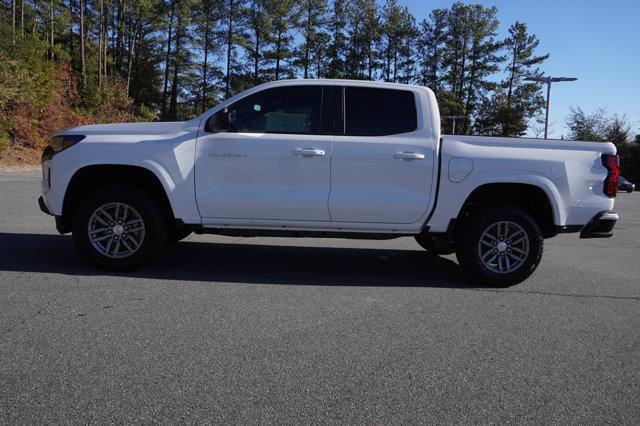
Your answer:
(344, 87), (418, 136)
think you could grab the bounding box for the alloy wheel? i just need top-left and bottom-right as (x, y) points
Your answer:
(87, 202), (145, 259)
(477, 220), (530, 274)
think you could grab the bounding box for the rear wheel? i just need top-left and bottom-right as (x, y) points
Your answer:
(455, 207), (543, 287)
(72, 185), (167, 270)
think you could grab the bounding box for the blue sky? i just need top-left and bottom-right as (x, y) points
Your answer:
(401, 0), (640, 137)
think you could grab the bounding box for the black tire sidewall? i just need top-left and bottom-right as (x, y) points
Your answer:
(456, 207), (543, 287)
(72, 185), (167, 271)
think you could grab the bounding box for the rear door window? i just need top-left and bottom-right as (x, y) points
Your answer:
(344, 87), (417, 136)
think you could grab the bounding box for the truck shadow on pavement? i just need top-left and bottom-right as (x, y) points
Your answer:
(0, 232), (480, 288)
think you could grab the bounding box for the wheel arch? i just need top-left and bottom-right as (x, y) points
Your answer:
(60, 164), (176, 233)
(457, 182), (558, 237)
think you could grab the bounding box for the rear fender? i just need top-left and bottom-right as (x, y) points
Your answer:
(427, 170), (563, 232)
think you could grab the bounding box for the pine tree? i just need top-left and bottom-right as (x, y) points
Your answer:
(379, 0), (402, 82)
(313, 31), (330, 77)
(167, 0), (194, 120)
(476, 21), (548, 136)
(395, 9), (418, 84)
(325, 0), (347, 78)
(344, 0), (379, 80)
(160, 0), (177, 118)
(344, 0), (365, 78)
(79, 0), (86, 91)
(444, 2), (470, 103)
(244, 0), (271, 84)
(361, 0), (379, 80)
(418, 8), (447, 93)
(192, 0), (223, 112)
(504, 22), (548, 113)
(266, 0), (299, 80)
(296, 0), (328, 79)
(459, 5), (502, 133)
(222, 0), (248, 97)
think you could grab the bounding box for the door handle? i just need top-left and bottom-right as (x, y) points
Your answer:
(393, 151), (426, 160)
(293, 148), (326, 157)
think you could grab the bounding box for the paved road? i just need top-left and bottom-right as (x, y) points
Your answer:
(1, 171), (639, 423)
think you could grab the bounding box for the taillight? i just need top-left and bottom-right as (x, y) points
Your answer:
(601, 154), (620, 198)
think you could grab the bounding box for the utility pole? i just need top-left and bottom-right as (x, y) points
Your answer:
(444, 115), (467, 135)
(525, 75), (577, 139)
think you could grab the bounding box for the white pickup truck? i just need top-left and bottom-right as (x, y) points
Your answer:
(39, 79), (620, 286)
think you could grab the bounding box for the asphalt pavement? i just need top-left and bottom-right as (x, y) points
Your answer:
(1, 170), (639, 423)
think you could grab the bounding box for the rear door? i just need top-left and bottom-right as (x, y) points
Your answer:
(195, 85), (334, 222)
(329, 86), (436, 224)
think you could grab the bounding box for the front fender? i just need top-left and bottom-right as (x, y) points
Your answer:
(45, 143), (200, 224)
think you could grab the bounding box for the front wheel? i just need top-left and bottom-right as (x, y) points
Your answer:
(72, 185), (167, 271)
(455, 207), (543, 287)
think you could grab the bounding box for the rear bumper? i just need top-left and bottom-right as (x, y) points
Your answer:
(580, 210), (618, 238)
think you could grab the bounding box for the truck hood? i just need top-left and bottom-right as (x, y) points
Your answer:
(58, 119), (201, 138)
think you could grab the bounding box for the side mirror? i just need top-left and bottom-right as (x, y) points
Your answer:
(205, 109), (232, 133)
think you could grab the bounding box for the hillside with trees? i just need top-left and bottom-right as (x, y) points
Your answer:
(0, 0), (638, 180)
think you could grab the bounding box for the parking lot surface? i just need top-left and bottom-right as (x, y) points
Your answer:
(1, 170), (639, 423)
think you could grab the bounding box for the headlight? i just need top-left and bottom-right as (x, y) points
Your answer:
(50, 135), (85, 152)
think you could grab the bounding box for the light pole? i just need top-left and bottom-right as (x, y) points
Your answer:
(524, 75), (577, 139)
(444, 115), (467, 135)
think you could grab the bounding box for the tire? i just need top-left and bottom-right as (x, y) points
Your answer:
(72, 185), (168, 271)
(455, 207), (543, 287)
(168, 228), (192, 242)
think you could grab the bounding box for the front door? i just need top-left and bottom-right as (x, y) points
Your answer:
(195, 85), (334, 222)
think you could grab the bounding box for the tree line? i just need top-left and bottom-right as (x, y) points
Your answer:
(1, 0), (639, 181)
(2, 0), (556, 136)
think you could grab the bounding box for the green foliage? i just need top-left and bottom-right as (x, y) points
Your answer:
(565, 108), (640, 184)
(0, 131), (8, 153)
(0, 19), (140, 149)
(137, 104), (158, 122)
(618, 141), (640, 185)
(565, 107), (610, 142)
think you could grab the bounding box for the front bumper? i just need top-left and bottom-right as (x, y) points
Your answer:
(580, 211), (618, 238)
(39, 196), (69, 233)
(38, 196), (52, 216)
